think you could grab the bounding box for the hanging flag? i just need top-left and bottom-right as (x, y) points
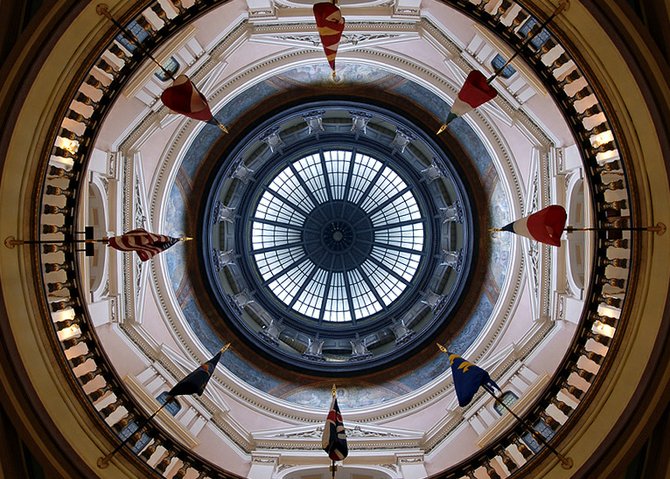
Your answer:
(322, 392), (348, 461)
(437, 70), (498, 134)
(313, 2), (345, 77)
(449, 351), (501, 407)
(167, 345), (228, 398)
(501, 204), (567, 247)
(107, 228), (181, 261)
(161, 74), (213, 121)
(160, 75), (229, 133)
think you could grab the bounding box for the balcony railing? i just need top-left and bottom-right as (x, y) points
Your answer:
(34, 0), (633, 477)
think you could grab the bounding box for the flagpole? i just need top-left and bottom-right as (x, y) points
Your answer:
(487, 0), (569, 84)
(490, 223), (666, 235)
(4, 236), (109, 248)
(5, 234), (197, 249)
(96, 4), (229, 134)
(96, 4), (173, 78)
(483, 387), (573, 470)
(436, 344), (572, 468)
(565, 224), (666, 234)
(97, 401), (170, 469)
(330, 384), (337, 479)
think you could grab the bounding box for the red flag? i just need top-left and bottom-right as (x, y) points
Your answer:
(107, 228), (180, 261)
(313, 2), (345, 74)
(438, 70), (498, 132)
(160, 74), (213, 122)
(501, 205), (567, 246)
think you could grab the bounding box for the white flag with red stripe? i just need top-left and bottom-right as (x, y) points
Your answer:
(501, 205), (567, 247)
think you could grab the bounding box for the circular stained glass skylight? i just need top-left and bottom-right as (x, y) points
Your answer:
(249, 149), (425, 323)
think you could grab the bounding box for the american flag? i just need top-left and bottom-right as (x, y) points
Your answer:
(322, 395), (348, 461)
(107, 228), (180, 261)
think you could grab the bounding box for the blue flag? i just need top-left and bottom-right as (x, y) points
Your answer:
(449, 352), (500, 407)
(168, 350), (222, 398)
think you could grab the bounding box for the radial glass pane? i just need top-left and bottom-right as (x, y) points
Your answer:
(323, 272), (352, 322)
(347, 269), (383, 318)
(267, 260), (315, 303)
(346, 153), (382, 204)
(293, 268), (328, 318)
(324, 150), (352, 200)
(294, 154), (329, 204)
(360, 167), (406, 213)
(255, 191), (306, 226)
(369, 190), (422, 226)
(370, 246), (421, 282)
(374, 223), (424, 251)
(360, 259), (405, 306)
(268, 168), (316, 213)
(253, 246), (305, 280)
(251, 222), (302, 250)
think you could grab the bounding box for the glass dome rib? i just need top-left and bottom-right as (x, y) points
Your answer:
(250, 149), (426, 323)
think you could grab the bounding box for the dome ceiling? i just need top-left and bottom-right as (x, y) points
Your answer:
(11, 0), (650, 477)
(150, 59), (524, 395)
(200, 99), (480, 376)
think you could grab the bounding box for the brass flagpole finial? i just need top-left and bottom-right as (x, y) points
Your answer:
(220, 342), (231, 353)
(217, 122), (229, 134)
(332, 384), (337, 397)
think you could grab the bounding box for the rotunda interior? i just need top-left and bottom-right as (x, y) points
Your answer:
(1, 1), (670, 479)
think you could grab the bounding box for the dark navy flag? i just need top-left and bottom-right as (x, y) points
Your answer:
(449, 352), (501, 407)
(322, 396), (348, 461)
(168, 349), (223, 398)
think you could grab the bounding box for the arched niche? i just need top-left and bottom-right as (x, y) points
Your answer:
(86, 178), (109, 299)
(566, 177), (586, 292)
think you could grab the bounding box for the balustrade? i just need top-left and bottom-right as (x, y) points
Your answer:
(27, 0), (635, 477)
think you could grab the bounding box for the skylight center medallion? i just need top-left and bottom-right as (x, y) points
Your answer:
(303, 201), (373, 271)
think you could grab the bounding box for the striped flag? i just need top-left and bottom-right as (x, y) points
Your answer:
(438, 70), (498, 133)
(313, 2), (345, 75)
(501, 205), (567, 247)
(160, 74), (213, 122)
(322, 396), (348, 461)
(107, 228), (180, 261)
